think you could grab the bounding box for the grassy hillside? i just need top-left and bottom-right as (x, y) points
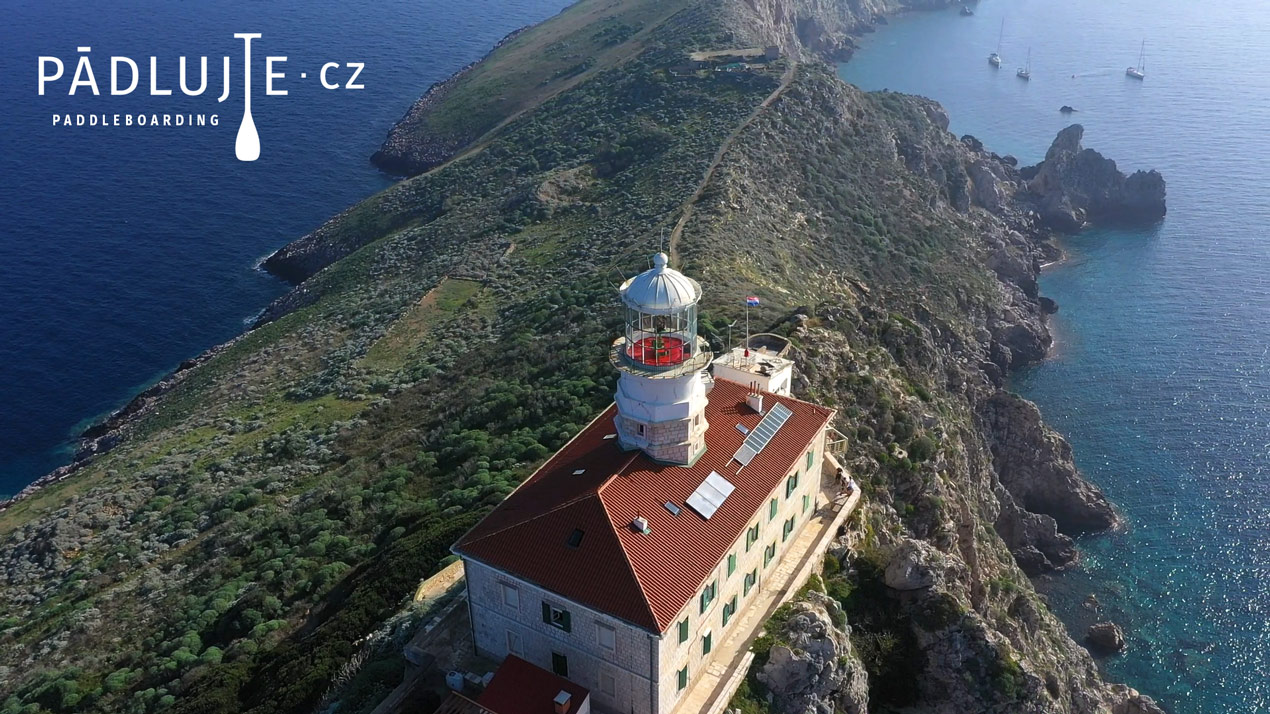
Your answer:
(1, 1), (1148, 713)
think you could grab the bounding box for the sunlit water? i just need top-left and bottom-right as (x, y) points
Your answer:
(0, 0), (573, 497)
(841, 1), (1270, 710)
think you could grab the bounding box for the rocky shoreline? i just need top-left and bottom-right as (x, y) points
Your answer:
(368, 26), (530, 176)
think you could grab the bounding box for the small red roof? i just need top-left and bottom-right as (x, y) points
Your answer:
(454, 379), (833, 632)
(477, 655), (589, 714)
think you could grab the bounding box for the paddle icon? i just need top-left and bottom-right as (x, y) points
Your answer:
(234, 33), (262, 162)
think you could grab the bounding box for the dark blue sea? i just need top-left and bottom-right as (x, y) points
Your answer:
(0, 0), (573, 498)
(842, 0), (1269, 710)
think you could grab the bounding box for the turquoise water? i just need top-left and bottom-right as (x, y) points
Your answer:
(0, 0), (574, 497)
(841, 1), (1270, 710)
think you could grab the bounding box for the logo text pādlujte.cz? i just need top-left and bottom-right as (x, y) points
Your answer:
(38, 34), (364, 161)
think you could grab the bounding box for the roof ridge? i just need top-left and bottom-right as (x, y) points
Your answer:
(596, 486), (666, 631)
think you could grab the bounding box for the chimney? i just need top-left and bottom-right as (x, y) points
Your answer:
(553, 691), (572, 714)
(632, 516), (650, 534)
(746, 392), (764, 415)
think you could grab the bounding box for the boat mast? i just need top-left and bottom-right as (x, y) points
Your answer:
(997, 18), (1004, 53)
(1140, 40), (1146, 71)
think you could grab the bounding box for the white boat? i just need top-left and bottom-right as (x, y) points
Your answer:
(989, 19), (1003, 67)
(1126, 40), (1146, 79)
(1017, 48), (1031, 80)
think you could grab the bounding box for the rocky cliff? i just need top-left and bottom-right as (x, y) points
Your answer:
(1023, 124), (1167, 231)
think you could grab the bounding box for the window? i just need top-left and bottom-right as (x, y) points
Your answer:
(699, 580), (717, 614)
(501, 583), (519, 609)
(678, 617), (690, 644)
(802, 493), (810, 513)
(506, 630), (522, 656)
(600, 671), (617, 697)
(638, 423), (645, 435)
(542, 602), (572, 632)
(744, 569), (757, 596)
(597, 623), (616, 651)
(807, 449), (815, 471)
(785, 472), (799, 498)
(727, 553), (736, 577)
(677, 666), (688, 691)
(722, 596), (737, 627)
(783, 516), (795, 542)
(764, 542), (776, 567)
(768, 498), (778, 521)
(567, 529), (585, 548)
(552, 652), (569, 678)
(702, 630), (713, 655)
(745, 522), (759, 551)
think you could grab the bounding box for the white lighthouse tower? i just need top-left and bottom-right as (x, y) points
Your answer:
(610, 253), (714, 465)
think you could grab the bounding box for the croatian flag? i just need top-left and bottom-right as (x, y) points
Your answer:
(746, 296), (761, 306)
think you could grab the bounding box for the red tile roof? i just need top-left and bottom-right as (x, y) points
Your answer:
(454, 379), (834, 632)
(477, 655), (589, 714)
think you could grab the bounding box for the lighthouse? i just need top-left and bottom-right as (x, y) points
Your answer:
(609, 253), (714, 465)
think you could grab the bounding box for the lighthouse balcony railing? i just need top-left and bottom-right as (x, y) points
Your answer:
(610, 336), (712, 378)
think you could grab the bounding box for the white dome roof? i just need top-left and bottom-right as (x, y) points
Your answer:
(620, 253), (701, 314)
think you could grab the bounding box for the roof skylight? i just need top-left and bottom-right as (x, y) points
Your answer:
(685, 471), (736, 519)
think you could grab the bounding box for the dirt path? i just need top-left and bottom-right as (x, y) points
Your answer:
(668, 61), (798, 267)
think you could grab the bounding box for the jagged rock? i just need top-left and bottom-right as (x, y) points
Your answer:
(1087, 621), (1126, 653)
(993, 486), (1077, 574)
(978, 391), (1120, 533)
(757, 594), (868, 714)
(884, 540), (952, 591)
(1025, 124), (1166, 230)
(1110, 686), (1167, 714)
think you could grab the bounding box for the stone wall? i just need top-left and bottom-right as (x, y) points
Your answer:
(464, 559), (657, 714)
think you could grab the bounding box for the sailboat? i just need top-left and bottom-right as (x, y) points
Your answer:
(1126, 41), (1146, 79)
(1017, 48), (1031, 80)
(988, 18), (1003, 67)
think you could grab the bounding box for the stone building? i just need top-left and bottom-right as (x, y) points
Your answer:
(453, 254), (836, 714)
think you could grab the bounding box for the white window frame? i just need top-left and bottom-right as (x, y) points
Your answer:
(506, 629), (522, 656)
(501, 582), (520, 609)
(597, 622), (616, 651)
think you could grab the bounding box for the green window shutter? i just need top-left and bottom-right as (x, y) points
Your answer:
(678, 666), (688, 690)
(678, 618), (689, 643)
(727, 553), (736, 576)
(561, 609), (571, 633)
(700, 591), (707, 614)
(807, 449), (814, 470)
(703, 631), (712, 655)
(541, 602), (551, 625)
(769, 498), (777, 520)
(803, 493), (810, 513)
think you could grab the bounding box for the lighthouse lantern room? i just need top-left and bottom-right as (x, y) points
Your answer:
(610, 253), (714, 465)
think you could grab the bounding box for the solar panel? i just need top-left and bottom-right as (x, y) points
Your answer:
(663, 501), (681, 516)
(685, 471), (736, 519)
(733, 402), (794, 466)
